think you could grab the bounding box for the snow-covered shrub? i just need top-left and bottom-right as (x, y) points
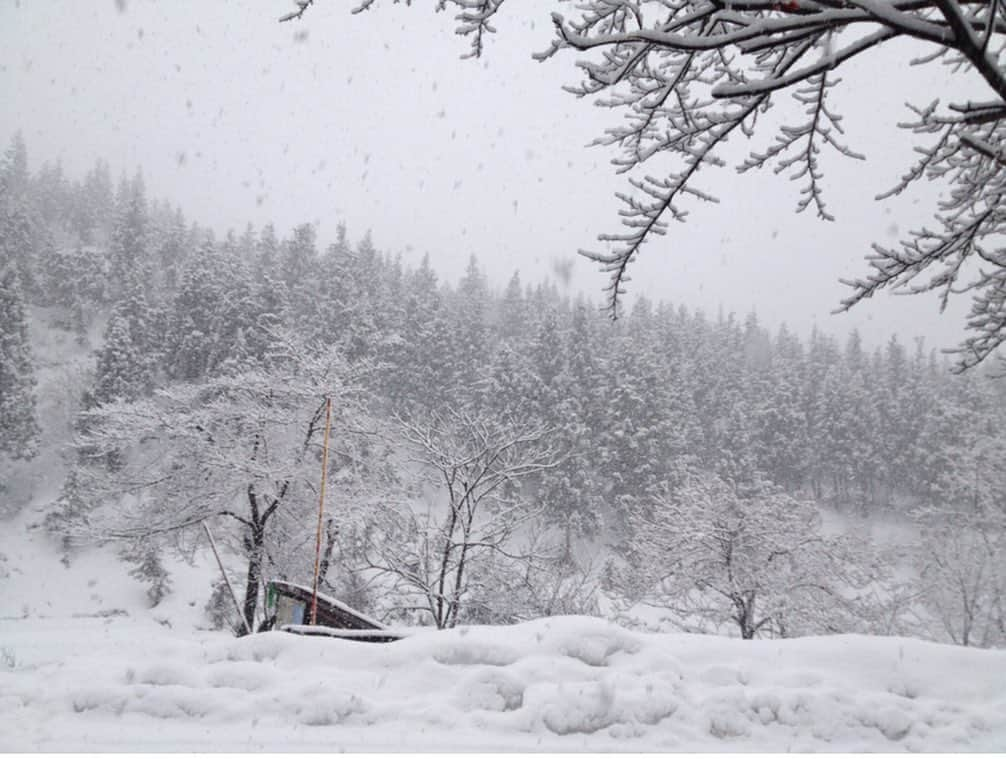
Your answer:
(0, 646), (16, 671)
(120, 538), (172, 608)
(44, 470), (90, 566)
(204, 578), (241, 633)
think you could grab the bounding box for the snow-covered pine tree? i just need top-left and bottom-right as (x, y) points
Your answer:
(44, 244), (87, 331)
(528, 303), (566, 422)
(1, 132), (29, 198)
(450, 255), (490, 405)
(0, 263), (40, 463)
(352, 230), (385, 335)
(91, 275), (156, 406)
(91, 313), (145, 406)
(398, 254), (453, 413)
(498, 270), (528, 344)
(152, 206), (188, 293)
(281, 222), (318, 296)
(69, 158), (114, 248)
(751, 323), (809, 492)
(45, 469), (90, 566)
(316, 227), (381, 362)
(523, 299), (604, 538)
(802, 328), (840, 499)
(121, 538), (173, 608)
(0, 195), (37, 303)
(107, 169), (148, 300)
(244, 223), (289, 363)
(212, 242), (258, 373)
(33, 159), (70, 233)
(165, 238), (224, 381)
(816, 361), (878, 505)
(371, 252), (408, 405)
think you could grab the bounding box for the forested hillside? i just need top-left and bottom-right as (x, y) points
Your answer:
(2, 132), (1004, 648)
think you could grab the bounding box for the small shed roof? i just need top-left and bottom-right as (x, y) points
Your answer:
(268, 580), (386, 631)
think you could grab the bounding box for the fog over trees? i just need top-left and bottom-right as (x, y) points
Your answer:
(1, 130), (1002, 646)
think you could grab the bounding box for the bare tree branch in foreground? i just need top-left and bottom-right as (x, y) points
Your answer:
(282, 0), (1006, 370)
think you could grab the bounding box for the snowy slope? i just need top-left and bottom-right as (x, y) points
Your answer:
(1, 509), (1005, 752)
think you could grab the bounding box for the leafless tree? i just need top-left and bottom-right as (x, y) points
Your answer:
(284, 0), (1006, 369)
(359, 408), (558, 628)
(62, 337), (376, 633)
(914, 513), (1006, 646)
(611, 469), (878, 638)
(484, 528), (603, 622)
(910, 430), (1006, 647)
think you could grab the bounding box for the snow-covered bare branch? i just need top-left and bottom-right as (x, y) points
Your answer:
(286, 0), (1006, 366)
(358, 408), (559, 628)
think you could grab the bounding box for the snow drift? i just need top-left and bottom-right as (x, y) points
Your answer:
(2, 612), (1003, 751)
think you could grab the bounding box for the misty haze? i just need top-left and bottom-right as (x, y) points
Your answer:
(1, 0), (1005, 752)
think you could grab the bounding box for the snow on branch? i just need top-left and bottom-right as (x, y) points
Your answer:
(283, 0), (1006, 365)
(837, 95), (1006, 370)
(279, 0), (315, 24)
(739, 72), (864, 221)
(357, 408), (560, 628)
(287, 0), (508, 59)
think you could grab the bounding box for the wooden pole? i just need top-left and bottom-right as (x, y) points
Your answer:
(310, 396), (333, 625)
(202, 521), (252, 636)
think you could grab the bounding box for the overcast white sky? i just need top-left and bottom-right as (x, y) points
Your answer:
(0, 0), (984, 351)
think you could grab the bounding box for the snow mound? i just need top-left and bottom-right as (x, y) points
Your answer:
(1, 613), (1004, 751)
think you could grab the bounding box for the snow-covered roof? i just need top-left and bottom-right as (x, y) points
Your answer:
(269, 580), (387, 630)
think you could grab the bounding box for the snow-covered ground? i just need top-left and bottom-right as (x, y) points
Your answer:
(4, 613), (1006, 752)
(2, 508), (1005, 751)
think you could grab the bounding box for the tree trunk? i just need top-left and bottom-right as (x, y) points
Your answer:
(736, 593), (757, 639)
(241, 521), (265, 636)
(317, 517), (337, 586)
(434, 505), (460, 628)
(447, 530), (472, 629)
